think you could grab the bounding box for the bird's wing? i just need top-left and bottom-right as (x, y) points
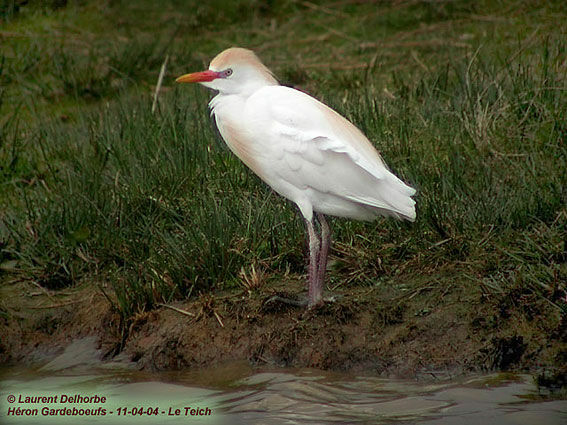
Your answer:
(267, 87), (389, 181)
(245, 86), (415, 217)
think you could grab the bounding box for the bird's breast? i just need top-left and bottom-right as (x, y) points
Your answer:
(214, 111), (275, 185)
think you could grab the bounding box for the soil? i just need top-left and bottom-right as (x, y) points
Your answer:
(1, 274), (566, 384)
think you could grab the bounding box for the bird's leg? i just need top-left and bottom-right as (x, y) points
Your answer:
(315, 213), (331, 291)
(304, 217), (318, 291)
(306, 217), (322, 307)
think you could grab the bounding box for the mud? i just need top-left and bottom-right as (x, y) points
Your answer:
(1, 276), (566, 385)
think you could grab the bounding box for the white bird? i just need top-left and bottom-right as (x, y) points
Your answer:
(176, 47), (416, 307)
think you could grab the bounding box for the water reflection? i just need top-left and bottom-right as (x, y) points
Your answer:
(1, 339), (565, 424)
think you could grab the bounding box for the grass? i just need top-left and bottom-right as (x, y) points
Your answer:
(1, 0), (566, 327)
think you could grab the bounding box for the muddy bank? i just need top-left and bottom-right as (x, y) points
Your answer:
(1, 276), (566, 381)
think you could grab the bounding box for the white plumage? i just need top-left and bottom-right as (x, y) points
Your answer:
(177, 47), (416, 307)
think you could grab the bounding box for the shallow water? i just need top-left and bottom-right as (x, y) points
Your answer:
(1, 338), (565, 424)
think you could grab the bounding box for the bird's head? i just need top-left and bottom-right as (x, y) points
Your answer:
(176, 47), (278, 95)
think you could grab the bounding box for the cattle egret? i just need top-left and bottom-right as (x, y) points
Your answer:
(176, 47), (416, 307)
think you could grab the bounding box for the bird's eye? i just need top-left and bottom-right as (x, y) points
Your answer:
(224, 68), (233, 77)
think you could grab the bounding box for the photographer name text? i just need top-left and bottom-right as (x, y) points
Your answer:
(6, 393), (212, 418)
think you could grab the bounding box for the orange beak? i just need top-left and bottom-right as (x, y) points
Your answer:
(175, 70), (220, 83)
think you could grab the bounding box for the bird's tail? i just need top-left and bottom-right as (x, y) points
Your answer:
(359, 173), (416, 222)
(386, 174), (416, 221)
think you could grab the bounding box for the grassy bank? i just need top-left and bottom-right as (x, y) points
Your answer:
(1, 0), (566, 359)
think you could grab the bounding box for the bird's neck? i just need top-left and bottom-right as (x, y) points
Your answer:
(208, 92), (246, 117)
(209, 79), (279, 112)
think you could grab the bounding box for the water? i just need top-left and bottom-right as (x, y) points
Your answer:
(1, 338), (565, 424)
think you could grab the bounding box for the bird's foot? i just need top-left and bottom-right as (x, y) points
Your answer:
(307, 294), (339, 309)
(263, 293), (339, 311)
(262, 294), (309, 311)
